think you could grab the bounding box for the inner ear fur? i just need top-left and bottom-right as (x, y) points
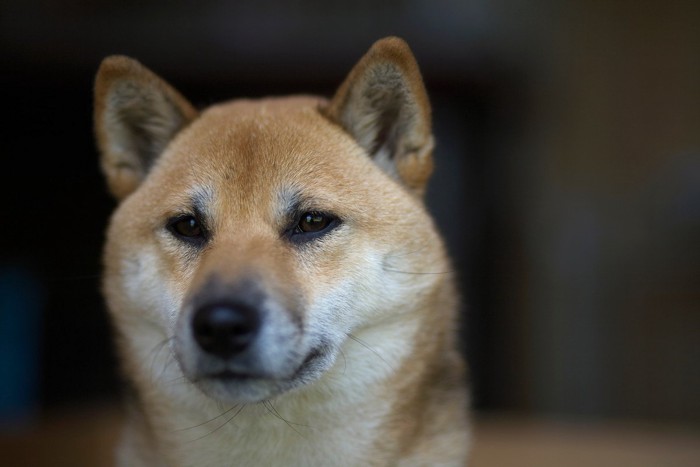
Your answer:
(94, 56), (198, 200)
(324, 37), (434, 195)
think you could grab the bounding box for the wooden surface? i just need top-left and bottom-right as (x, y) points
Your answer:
(1, 406), (699, 466)
(471, 414), (700, 467)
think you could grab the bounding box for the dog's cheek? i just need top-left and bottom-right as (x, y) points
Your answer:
(117, 245), (184, 329)
(303, 244), (388, 334)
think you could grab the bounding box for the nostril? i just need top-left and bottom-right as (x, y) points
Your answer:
(192, 303), (261, 358)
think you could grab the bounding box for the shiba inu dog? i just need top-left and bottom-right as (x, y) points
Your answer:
(95, 37), (469, 466)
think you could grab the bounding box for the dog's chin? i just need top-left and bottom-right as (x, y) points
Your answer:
(189, 347), (333, 404)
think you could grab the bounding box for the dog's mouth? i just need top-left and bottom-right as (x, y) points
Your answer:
(202, 345), (327, 385)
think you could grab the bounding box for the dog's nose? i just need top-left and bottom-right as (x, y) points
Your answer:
(192, 302), (261, 358)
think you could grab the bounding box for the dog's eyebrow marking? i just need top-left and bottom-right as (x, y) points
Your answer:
(277, 190), (336, 231)
(277, 187), (303, 220)
(278, 186), (338, 218)
(190, 186), (212, 211)
(189, 186), (214, 230)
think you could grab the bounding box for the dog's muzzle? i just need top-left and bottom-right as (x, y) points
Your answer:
(174, 276), (326, 402)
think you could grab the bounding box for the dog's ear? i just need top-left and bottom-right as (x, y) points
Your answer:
(94, 56), (197, 200)
(324, 37), (433, 196)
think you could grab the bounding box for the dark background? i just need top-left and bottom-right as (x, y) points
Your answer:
(1, 0), (698, 426)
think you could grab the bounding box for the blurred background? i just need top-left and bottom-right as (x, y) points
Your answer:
(1, 0), (699, 464)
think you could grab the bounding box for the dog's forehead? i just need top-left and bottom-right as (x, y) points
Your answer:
(157, 96), (379, 216)
(175, 97), (364, 179)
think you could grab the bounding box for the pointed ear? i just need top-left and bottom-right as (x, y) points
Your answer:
(324, 37), (434, 195)
(94, 56), (198, 200)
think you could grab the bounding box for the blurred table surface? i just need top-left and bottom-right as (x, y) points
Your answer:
(1, 404), (698, 467)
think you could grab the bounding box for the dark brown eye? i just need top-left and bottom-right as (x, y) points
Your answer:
(297, 212), (331, 233)
(168, 215), (204, 242)
(285, 211), (339, 244)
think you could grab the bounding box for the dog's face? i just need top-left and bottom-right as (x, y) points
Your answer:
(96, 38), (445, 404)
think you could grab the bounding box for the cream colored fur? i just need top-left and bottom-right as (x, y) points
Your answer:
(95, 37), (470, 466)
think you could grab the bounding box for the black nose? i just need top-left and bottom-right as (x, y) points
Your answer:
(192, 302), (261, 358)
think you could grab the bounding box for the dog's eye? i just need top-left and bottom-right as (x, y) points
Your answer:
(298, 212), (332, 233)
(288, 211), (338, 243)
(168, 215), (205, 243)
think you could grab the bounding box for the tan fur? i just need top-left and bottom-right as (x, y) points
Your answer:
(95, 37), (470, 466)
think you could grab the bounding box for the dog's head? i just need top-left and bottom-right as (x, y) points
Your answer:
(95, 38), (450, 404)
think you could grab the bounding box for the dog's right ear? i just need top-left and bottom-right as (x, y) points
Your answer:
(94, 56), (197, 200)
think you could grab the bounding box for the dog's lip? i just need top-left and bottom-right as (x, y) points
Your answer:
(203, 346), (326, 382)
(211, 370), (264, 381)
(293, 346), (324, 375)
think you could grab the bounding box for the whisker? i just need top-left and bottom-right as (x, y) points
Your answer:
(384, 245), (430, 259)
(185, 404), (247, 443)
(263, 401), (307, 438)
(382, 244), (455, 275)
(148, 336), (175, 383)
(173, 404), (240, 432)
(161, 350), (180, 377)
(346, 333), (394, 372)
(338, 348), (348, 376)
(164, 374), (193, 386)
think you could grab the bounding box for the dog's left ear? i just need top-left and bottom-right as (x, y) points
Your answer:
(324, 37), (433, 196)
